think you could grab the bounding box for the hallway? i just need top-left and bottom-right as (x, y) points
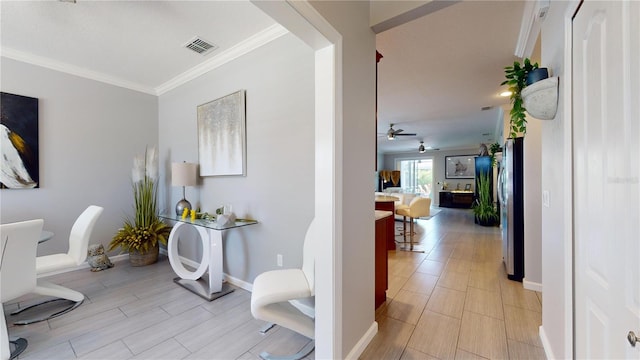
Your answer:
(361, 208), (545, 359)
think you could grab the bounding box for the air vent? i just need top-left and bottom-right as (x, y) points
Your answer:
(184, 37), (218, 55)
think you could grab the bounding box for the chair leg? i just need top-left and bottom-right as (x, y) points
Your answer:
(403, 216), (407, 244)
(11, 280), (85, 325)
(9, 338), (28, 360)
(259, 340), (315, 360)
(406, 217), (425, 253)
(3, 309), (28, 360)
(259, 323), (276, 334)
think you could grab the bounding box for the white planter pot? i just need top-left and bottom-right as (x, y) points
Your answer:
(522, 76), (559, 120)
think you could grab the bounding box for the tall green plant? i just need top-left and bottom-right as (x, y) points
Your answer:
(473, 170), (498, 225)
(501, 58), (539, 138)
(110, 147), (170, 253)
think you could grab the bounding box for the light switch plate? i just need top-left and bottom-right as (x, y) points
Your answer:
(543, 190), (550, 207)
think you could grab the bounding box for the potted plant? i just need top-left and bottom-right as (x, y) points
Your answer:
(472, 170), (498, 226)
(489, 142), (502, 167)
(501, 58), (548, 138)
(109, 147), (171, 266)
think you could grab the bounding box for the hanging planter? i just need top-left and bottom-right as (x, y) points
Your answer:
(501, 59), (557, 137)
(522, 76), (559, 120)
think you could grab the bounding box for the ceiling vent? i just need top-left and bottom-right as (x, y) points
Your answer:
(184, 37), (218, 55)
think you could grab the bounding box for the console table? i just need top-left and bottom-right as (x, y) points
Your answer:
(160, 215), (258, 301)
(439, 191), (474, 208)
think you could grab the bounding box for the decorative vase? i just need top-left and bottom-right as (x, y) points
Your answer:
(129, 243), (159, 266)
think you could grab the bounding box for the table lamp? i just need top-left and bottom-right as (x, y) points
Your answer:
(172, 162), (197, 216)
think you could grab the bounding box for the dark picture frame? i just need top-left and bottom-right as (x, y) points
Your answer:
(445, 155), (475, 179)
(0, 92), (39, 189)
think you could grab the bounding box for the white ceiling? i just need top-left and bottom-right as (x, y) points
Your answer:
(376, 0), (525, 154)
(1, 1), (526, 154)
(0, 1), (279, 94)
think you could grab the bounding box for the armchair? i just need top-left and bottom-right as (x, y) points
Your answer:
(395, 197), (431, 252)
(250, 219), (316, 360)
(1, 219), (43, 360)
(12, 206), (103, 325)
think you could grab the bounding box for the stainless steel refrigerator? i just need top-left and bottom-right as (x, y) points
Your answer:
(497, 137), (524, 282)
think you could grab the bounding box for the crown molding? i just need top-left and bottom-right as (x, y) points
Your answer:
(1, 23), (289, 97)
(155, 24), (289, 96)
(0, 48), (156, 95)
(514, 0), (549, 58)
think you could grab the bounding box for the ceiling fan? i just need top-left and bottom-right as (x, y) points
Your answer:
(385, 123), (416, 140)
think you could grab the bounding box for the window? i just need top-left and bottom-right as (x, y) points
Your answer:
(397, 158), (433, 197)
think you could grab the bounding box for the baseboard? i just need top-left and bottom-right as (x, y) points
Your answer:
(344, 321), (378, 360)
(539, 325), (556, 359)
(159, 248), (253, 292)
(523, 278), (543, 292)
(225, 273), (253, 292)
(38, 253), (129, 278)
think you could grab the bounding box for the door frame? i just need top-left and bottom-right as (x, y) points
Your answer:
(249, 1), (343, 358)
(516, 1), (581, 358)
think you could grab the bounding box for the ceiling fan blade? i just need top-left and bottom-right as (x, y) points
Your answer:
(395, 133), (417, 136)
(394, 128), (405, 134)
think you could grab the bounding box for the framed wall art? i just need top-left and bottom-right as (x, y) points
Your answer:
(197, 90), (246, 176)
(445, 155), (475, 179)
(0, 92), (39, 189)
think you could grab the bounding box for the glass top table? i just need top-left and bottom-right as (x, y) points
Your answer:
(159, 214), (258, 301)
(159, 215), (258, 230)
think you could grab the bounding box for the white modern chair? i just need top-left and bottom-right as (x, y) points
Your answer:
(395, 197), (431, 252)
(251, 219), (316, 360)
(1, 219), (43, 360)
(12, 206), (103, 325)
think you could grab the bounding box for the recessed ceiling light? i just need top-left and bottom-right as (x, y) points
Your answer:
(500, 91), (512, 97)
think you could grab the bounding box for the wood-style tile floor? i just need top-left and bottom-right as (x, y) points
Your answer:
(361, 208), (546, 360)
(5, 256), (313, 360)
(5, 208), (543, 360)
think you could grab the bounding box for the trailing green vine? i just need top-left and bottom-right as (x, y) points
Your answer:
(501, 58), (539, 138)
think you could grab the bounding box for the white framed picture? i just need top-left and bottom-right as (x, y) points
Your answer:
(445, 155), (475, 179)
(197, 90), (246, 176)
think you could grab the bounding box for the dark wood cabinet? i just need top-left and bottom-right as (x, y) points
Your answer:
(375, 199), (395, 250)
(439, 191), (474, 208)
(374, 211), (392, 309)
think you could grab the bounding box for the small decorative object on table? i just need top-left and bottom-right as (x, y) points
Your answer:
(87, 244), (114, 272)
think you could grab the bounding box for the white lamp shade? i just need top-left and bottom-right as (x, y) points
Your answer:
(172, 162), (197, 187)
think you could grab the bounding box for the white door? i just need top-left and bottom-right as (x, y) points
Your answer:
(573, 1), (640, 358)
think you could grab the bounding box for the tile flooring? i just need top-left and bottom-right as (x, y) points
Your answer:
(5, 208), (544, 359)
(5, 257), (313, 360)
(361, 208), (546, 359)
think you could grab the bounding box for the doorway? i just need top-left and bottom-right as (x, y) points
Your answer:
(396, 158), (433, 197)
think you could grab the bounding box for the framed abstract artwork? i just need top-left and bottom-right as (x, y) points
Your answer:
(0, 92), (39, 189)
(197, 90), (246, 176)
(445, 155), (475, 179)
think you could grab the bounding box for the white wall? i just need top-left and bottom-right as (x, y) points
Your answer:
(158, 33), (315, 282)
(308, 1), (377, 356)
(539, 1), (576, 358)
(0, 58), (158, 257)
(523, 116), (542, 290)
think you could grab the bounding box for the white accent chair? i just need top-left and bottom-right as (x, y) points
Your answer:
(395, 197), (431, 252)
(12, 206), (103, 325)
(251, 219), (316, 360)
(1, 219), (43, 360)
